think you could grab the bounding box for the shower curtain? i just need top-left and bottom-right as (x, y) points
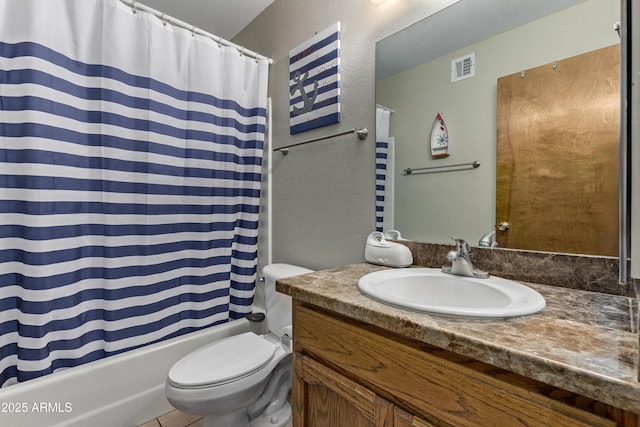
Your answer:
(375, 107), (391, 232)
(0, 0), (269, 386)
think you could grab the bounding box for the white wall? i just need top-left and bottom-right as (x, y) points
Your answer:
(234, 0), (459, 270)
(376, 0), (619, 244)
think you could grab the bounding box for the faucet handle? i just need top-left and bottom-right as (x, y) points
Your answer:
(452, 237), (471, 255)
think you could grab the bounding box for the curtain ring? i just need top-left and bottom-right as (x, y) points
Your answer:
(239, 46), (246, 57)
(191, 26), (196, 37)
(132, 1), (138, 14)
(161, 13), (167, 26)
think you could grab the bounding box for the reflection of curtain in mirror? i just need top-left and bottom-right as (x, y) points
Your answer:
(384, 136), (395, 232)
(375, 106), (392, 231)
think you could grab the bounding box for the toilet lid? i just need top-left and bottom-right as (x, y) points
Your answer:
(168, 332), (276, 388)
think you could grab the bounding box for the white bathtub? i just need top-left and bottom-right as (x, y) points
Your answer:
(0, 317), (261, 427)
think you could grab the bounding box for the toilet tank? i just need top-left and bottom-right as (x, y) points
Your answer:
(261, 263), (313, 336)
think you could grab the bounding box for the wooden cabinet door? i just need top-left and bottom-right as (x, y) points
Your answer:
(496, 44), (619, 256)
(394, 407), (437, 427)
(292, 352), (394, 427)
(294, 302), (617, 427)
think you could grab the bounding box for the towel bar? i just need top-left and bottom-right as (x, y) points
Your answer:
(404, 160), (480, 175)
(274, 128), (368, 155)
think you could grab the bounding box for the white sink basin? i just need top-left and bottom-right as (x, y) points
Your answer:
(357, 268), (546, 318)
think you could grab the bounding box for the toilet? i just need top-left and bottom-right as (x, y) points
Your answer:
(165, 263), (313, 427)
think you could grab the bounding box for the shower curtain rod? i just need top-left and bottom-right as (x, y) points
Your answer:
(119, 0), (273, 64)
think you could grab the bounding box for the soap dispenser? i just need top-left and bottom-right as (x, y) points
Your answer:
(365, 232), (413, 268)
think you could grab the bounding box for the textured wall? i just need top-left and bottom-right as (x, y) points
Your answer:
(234, 0), (458, 270)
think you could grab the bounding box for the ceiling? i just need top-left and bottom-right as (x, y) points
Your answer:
(376, 0), (587, 80)
(136, 0), (587, 77)
(140, 0), (274, 40)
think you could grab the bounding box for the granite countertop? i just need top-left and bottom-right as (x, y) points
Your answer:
(277, 262), (640, 413)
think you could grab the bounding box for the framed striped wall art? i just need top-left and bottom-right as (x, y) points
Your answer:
(289, 22), (341, 134)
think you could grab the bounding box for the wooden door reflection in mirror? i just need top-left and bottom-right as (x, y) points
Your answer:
(496, 45), (619, 256)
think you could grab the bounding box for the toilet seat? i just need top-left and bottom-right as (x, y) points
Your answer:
(168, 332), (276, 389)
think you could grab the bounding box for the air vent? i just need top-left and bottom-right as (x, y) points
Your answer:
(451, 53), (475, 82)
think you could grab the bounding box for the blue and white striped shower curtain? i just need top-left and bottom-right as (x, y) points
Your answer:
(0, 0), (269, 386)
(375, 107), (391, 232)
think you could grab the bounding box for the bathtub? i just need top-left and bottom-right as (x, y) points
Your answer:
(0, 317), (260, 427)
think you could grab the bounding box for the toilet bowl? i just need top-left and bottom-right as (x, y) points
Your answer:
(165, 263), (312, 427)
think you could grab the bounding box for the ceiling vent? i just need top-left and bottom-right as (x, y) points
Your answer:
(451, 53), (475, 82)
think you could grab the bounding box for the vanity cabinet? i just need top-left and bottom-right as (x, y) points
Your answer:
(292, 301), (638, 427)
(294, 353), (394, 426)
(294, 352), (434, 427)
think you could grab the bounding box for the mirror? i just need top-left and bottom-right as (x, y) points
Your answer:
(375, 0), (621, 256)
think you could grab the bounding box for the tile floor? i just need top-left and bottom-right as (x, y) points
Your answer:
(138, 409), (203, 427)
(138, 409), (293, 427)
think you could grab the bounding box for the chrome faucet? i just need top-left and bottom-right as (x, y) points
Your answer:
(478, 230), (499, 248)
(441, 238), (489, 279)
